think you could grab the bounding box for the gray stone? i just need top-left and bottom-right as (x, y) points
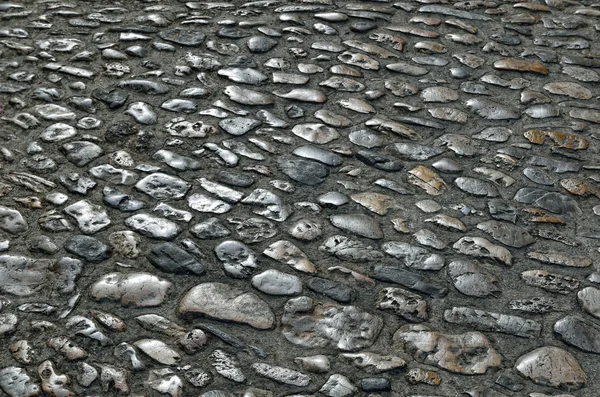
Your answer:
(64, 235), (112, 263)
(515, 346), (586, 391)
(135, 173), (191, 200)
(554, 315), (600, 354)
(90, 272), (172, 307)
(444, 307), (541, 338)
(330, 214), (383, 239)
(179, 283), (274, 329)
(282, 296), (382, 351)
(147, 242), (205, 275)
(64, 200), (111, 234)
(125, 214), (181, 240)
(251, 269), (302, 296)
(214, 240), (258, 278)
(382, 241), (444, 270)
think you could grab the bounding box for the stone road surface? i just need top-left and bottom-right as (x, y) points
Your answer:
(0, 0), (599, 396)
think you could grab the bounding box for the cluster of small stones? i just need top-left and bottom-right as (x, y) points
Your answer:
(0, 0), (599, 396)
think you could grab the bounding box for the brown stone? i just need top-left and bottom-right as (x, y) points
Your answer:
(522, 208), (566, 224)
(560, 178), (600, 198)
(515, 346), (586, 391)
(405, 368), (441, 385)
(408, 166), (447, 196)
(351, 192), (397, 215)
(493, 58), (549, 75)
(523, 130), (588, 150)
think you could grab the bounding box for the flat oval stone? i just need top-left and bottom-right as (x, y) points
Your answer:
(386, 62), (428, 76)
(421, 86), (459, 102)
(158, 28), (205, 46)
(455, 177), (499, 197)
(330, 214), (383, 239)
(219, 117), (261, 136)
(278, 157), (329, 186)
(125, 214), (181, 240)
(125, 101), (157, 125)
(247, 36), (278, 53)
(251, 269), (302, 296)
(64, 235), (111, 263)
(349, 130), (384, 148)
(293, 145), (343, 166)
(389, 143), (445, 161)
(60, 141), (104, 167)
(448, 260), (500, 297)
(466, 98), (520, 120)
(544, 82), (592, 100)
(218, 67), (267, 85)
(476, 220), (535, 248)
(90, 272), (172, 307)
(64, 200), (110, 235)
(161, 99), (197, 113)
(578, 287), (600, 320)
(135, 173), (191, 200)
(178, 282), (274, 329)
(40, 123), (77, 142)
(147, 242), (205, 275)
(493, 58), (549, 74)
(118, 80), (170, 95)
(224, 85), (274, 105)
(274, 88), (327, 103)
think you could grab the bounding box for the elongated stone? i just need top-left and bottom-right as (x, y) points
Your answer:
(521, 270), (579, 294)
(453, 237), (512, 266)
(444, 307), (541, 338)
(493, 58), (549, 75)
(476, 220), (535, 248)
(382, 241), (444, 270)
(373, 264), (448, 298)
(251, 363), (310, 386)
(90, 272), (172, 307)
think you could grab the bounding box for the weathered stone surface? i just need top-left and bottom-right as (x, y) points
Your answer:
(515, 347), (586, 391)
(554, 315), (600, 354)
(448, 260), (500, 297)
(444, 307), (541, 338)
(454, 237), (512, 266)
(282, 296), (382, 351)
(178, 283), (274, 329)
(393, 325), (502, 374)
(378, 287), (427, 322)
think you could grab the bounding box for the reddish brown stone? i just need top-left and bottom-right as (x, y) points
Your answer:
(493, 58), (549, 75)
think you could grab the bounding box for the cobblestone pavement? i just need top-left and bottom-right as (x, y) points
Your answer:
(0, 0), (599, 396)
